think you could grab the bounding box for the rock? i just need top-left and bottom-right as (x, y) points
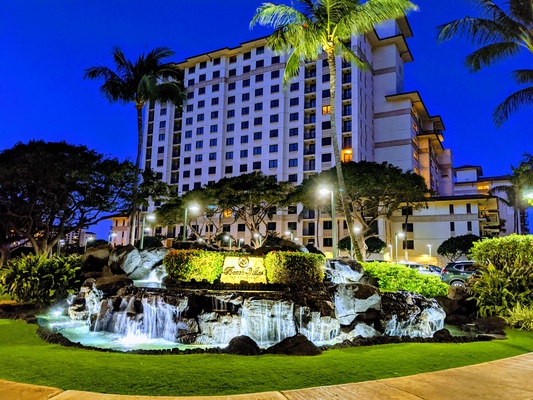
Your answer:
(82, 245), (112, 272)
(225, 336), (261, 355)
(448, 285), (469, 301)
(334, 284), (381, 325)
(133, 248), (169, 280)
(474, 316), (507, 335)
(325, 258), (364, 283)
(433, 328), (453, 341)
(349, 322), (380, 338)
(265, 334), (322, 356)
(94, 275), (134, 297)
(108, 245), (135, 275)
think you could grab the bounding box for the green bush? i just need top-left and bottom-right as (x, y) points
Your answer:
(163, 250), (225, 283)
(468, 261), (533, 317)
(504, 303), (533, 331)
(264, 251), (325, 285)
(0, 254), (83, 305)
(469, 234), (533, 269)
(362, 262), (448, 298)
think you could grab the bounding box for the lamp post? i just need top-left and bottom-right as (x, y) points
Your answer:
(319, 187), (337, 258)
(84, 237), (95, 252)
(224, 235), (232, 250)
(285, 230), (294, 241)
(350, 226), (361, 259)
(253, 232), (263, 247)
(395, 232), (405, 263)
(388, 244), (393, 262)
(238, 238), (244, 249)
(183, 204), (199, 241)
(57, 239), (65, 256)
(427, 244), (432, 264)
(108, 232), (116, 245)
(140, 213), (156, 250)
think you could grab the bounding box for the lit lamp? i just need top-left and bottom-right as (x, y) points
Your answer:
(108, 232), (117, 245)
(253, 232), (263, 247)
(238, 238), (244, 249)
(224, 235), (232, 250)
(388, 244), (393, 261)
(351, 226), (361, 259)
(319, 187), (337, 258)
(57, 239), (65, 256)
(285, 230), (294, 241)
(427, 244), (432, 263)
(395, 232), (405, 263)
(183, 204), (200, 241)
(140, 213), (156, 250)
(84, 237), (95, 252)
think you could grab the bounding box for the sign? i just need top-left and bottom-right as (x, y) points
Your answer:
(220, 256), (267, 284)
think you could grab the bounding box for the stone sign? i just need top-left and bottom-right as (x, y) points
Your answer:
(220, 256), (267, 284)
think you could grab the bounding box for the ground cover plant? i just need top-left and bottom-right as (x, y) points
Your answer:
(362, 262), (448, 297)
(0, 319), (531, 396)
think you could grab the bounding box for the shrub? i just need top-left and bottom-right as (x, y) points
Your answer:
(264, 252), (325, 286)
(469, 234), (533, 270)
(437, 234), (480, 262)
(0, 254), (83, 305)
(163, 250), (225, 283)
(468, 261), (533, 317)
(504, 303), (533, 331)
(362, 262), (448, 298)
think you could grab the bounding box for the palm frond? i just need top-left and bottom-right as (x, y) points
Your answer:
(250, 3), (307, 29)
(346, 0), (418, 36)
(508, 0), (533, 26)
(513, 69), (533, 84)
(493, 86), (533, 126)
(437, 16), (522, 45)
(336, 40), (367, 70)
(465, 41), (521, 71)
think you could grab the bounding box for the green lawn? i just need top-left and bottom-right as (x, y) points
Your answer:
(0, 319), (532, 396)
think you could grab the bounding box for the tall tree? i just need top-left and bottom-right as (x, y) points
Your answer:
(251, 0), (417, 259)
(0, 141), (135, 258)
(84, 47), (186, 243)
(296, 161), (430, 259)
(437, 0), (533, 125)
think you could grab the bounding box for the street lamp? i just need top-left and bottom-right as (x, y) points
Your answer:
(183, 204), (200, 241)
(285, 230), (294, 241)
(238, 238), (244, 249)
(57, 239), (65, 256)
(395, 232), (405, 263)
(350, 226), (361, 259)
(224, 235), (232, 250)
(253, 232), (263, 247)
(84, 237), (95, 252)
(388, 244), (393, 262)
(108, 232), (116, 245)
(427, 244), (432, 264)
(319, 187), (337, 258)
(140, 213), (156, 250)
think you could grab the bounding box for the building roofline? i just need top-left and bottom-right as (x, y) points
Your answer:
(385, 91), (445, 131)
(429, 194), (496, 201)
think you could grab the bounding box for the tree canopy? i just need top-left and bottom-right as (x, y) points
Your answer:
(0, 141), (135, 261)
(437, 233), (480, 262)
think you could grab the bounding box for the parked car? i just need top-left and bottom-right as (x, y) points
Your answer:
(399, 262), (441, 276)
(424, 264), (442, 274)
(440, 261), (478, 286)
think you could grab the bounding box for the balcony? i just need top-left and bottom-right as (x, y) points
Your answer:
(304, 162), (316, 171)
(342, 124), (352, 133)
(302, 229), (316, 236)
(304, 86), (316, 94)
(304, 116), (317, 124)
(342, 91), (352, 100)
(342, 75), (352, 84)
(342, 61), (351, 68)
(305, 70), (317, 79)
(304, 131), (316, 140)
(304, 147), (316, 155)
(342, 107), (352, 117)
(304, 102), (316, 109)
(302, 210), (315, 220)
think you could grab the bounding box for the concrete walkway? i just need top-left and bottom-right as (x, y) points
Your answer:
(1, 352), (532, 400)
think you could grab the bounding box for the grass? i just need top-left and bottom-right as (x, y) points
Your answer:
(0, 320), (532, 396)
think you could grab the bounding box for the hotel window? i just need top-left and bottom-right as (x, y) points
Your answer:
(267, 222), (276, 231)
(213, 57), (220, 65)
(210, 125), (218, 133)
(213, 70), (220, 79)
(269, 129), (278, 138)
(288, 205), (297, 214)
(253, 161), (261, 170)
(322, 105), (331, 114)
(254, 131), (262, 140)
(226, 123), (234, 132)
(188, 78), (194, 86)
(158, 133), (165, 141)
(271, 56), (280, 64)
(243, 51), (251, 60)
(271, 70), (280, 79)
(195, 154), (202, 162)
(185, 130), (192, 138)
(238, 223), (246, 231)
(289, 128), (298, 136)
(182, 184), (189, 192)
(199, 74), (206, 82)
(196, 127), (204, 135)
(198, 100), (205, 108)
(226, 137), (234, 145)
(209, 138), (217, 146)
(188, 66), (195, 73)
(186, 104), (194, 112)
(229, 56), (237, 63)
(402, 223), (414, 232)
(255, 74), (264, 82)
(183, 170), (190, 178)
(271, 84), (279, 93)
(185, 117), (193, 125)
(401, 207), (413, 215)
(225, 152), (234, 160)
(240, 121), (249, 130)
(269, 144), (278, 153)
(254, 102), (263, 111)
(212, 84), (220, 92)
(228, 82), (236, 90)
(209, 153), (217, 160)
(227, 109), (235, 118)
(322, 89), (331, 98)
(254, 117), (262, 125)
(240, 164), (248, 172)
(256, 46), (265, 55)
(289, 143), (298, 152)
(211, 111), (218, 119)
(290, 98), (299, 106)
(225, 166), (233, 174)
(208, 166), (216, 174)
(290, 113), (299, 121)
(270, 114), (279, 123)
(156, 159), (163, 167)
(323, 220), (333, 230)
(243, 65), (251, 73)
(228, 96), (236, 104)
(323, 238), (333, 247)
(449, 204), (455, 214)
(197, 114), (204, 121)
(187, 92), (194, 99)
(198, 87), (205, 95)
(196, 141), (203, 149)
(322, 153), (332, 162)
(402, 241), (415, 250)
(288, 174), (298, 183)
(242, 107), (250, 115)
(256, 60), (264, 68)
(466, 203), (472, 213)
(243, 79), (250, 87)
(242, 93), (250, 101)
(290, 82), (299, 91)
(160, 108), (167, 115)
(255, 88), (263, 96)
(322, 121), (331, 129)
(270, 99), (279, 108)
(253, 147), (262, 155)
(199, 61), (207, 69)
(467, 221), (472, 231)
(195, 168), (202, 176)
(241, 135), (249, 144)
(322, 74), (330, 82)
(450, 221), (455, 232)
(269, 160), (278, 168)
(229, 68), (237, 77)
(322, 137), (332, 146)
(289, 159), (298, 167)
(159, 121), (166, 128)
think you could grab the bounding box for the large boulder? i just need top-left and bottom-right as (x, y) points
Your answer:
(265, 334), (322, 356)
(435, 285), (477, 325)
(225, 336), (261, 355)
(334, 283), (381, 326)
(94, 275), (134, 297)
(82, 245), (113, 272)
(325, 258), (365, 284)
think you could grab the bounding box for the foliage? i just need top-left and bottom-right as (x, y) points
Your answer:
(437, 1), (533, 126)
(468, 261), (533, 318)
(503, 303), (533, 331)
(134, 236), (165, 249)
(0, 141), (134, 257)
(338, 236), (386, 257)
(86, 239), (109, 249)
(362, 262), (448, 298)
(469, 234), (533, 269)
(0, 254), (83, 305)
(264, 251), (325, 285)
(163, 250), (224, 283)
(251, 0), (417, 261)
(437, 234), (480, 262)
(511, 153), (533, 207)
(1, 320), (533, 397)
(85, 46), (186, 244)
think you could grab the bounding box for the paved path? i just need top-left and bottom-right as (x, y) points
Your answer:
(1, 352), (532, 400)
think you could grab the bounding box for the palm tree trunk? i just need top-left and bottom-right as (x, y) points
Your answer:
(130, 103), (143, 245)
(327, 51), (363, 261)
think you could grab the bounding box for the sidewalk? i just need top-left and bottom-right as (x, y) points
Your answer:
(1, 352), (532, 400)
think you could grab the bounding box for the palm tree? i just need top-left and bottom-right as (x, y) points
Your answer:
(251, 0), (417, 260)
(437, 0), (533, 126)
(85, 47), (186, 244)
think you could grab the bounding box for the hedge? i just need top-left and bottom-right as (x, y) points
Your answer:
(163, 250), (225, 283)
(263, 251), (325, 285)
(469, 234), (533, 270)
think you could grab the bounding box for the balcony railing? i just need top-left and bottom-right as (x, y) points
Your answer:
(304, 117), (317, 124)
(304, 162), (316, 171)
(304, 131), (316, 140)
(305, 71), (317, 78)
(304, 86), (316, 93)
(304, 148), (316, 155)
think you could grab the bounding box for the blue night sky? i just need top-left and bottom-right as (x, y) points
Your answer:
(1, 1), (530, 237)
